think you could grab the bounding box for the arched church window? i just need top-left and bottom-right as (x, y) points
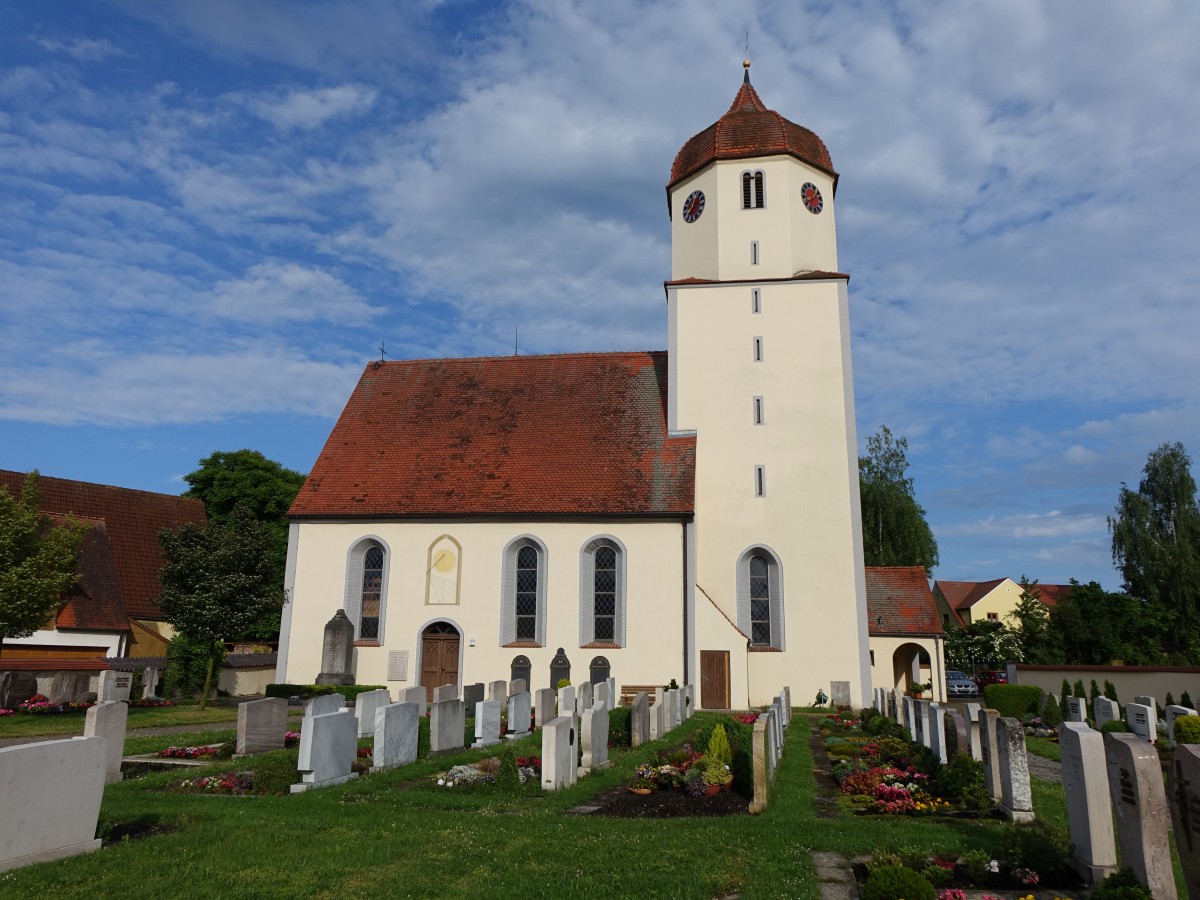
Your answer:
(343, 538), (389, 642)
(578, 536), (627, 647)
(742, 170), (765, 209)
(736, 545), (784, 650)
(500, 535), (548, 646)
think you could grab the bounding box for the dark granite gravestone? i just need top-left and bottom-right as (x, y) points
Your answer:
(549, 647), (571, 690)
(0, 672), (38, 710)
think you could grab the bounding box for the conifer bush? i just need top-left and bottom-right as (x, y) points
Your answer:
(860, 865), (936, 900)
(1174, 714), (1200, 745)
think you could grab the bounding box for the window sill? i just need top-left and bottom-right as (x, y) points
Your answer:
(581, 641), (621, 650)
(353, 640), (381, 648)
(502, 641), (542, 649)
(748, 645), (782, 652)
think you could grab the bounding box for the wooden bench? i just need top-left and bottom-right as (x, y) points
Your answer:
(620, 684), (661, 707)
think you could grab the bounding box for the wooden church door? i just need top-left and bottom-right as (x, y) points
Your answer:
(421, 622), (460, 702)
(700, 650), (729, 709)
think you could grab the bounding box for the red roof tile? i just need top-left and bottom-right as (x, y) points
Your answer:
(669, 71), (837, 191)
(1031, 583), (1072, 608)
(865, 566), (943, 636)
(934, 578), (1010, 611)
(55, 520), (129, 632)
(290, 351), (696, 518)
(0, 471), (207, 620)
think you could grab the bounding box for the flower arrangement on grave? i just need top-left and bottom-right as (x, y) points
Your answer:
(356, 746), (372, 758)
(158, 745), (220, 759)
(129, 698), (174, 708)
(176, 771), (254, 794)
(284, 730), (301, 747)
(0, 708), (13, 717)
(732, 712), (759, 725)
(16, 694), (66, 714)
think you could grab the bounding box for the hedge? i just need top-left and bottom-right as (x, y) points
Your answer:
(1176, 714), (1200, 745)
(982, 684), (1043, 719)
(265, 683), (388, 703)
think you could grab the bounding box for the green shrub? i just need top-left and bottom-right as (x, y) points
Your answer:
(1073, 679), (1087, 698)
(827, 743), (857, 758)
(607, 706), (631, 747)
(1060, 678), (1071, 717)
(724, 717), (753, 794)
(1175, 714), (1200, 745)
(1089, 868), (1153, 900)
(1090, 679), (1102, 705)
(706, 724), (732, 767)
(495, 745), (520, 792)
(982, 684), (1043, 718)
(860, 865), (936, 900)
(556, 678), (571, 689)
(1003, 823), (1073, 883)
(934, 752), (990, 810)
(249, 749), (301, 794)
(957, 848), (992, 883)
(1182, 690), (1194, 709)
(164, 634), (221, 699)
(860, 706), (879, 724)
(1166, 691), (1175, 708)
(1041, 693), (1062, 727)
(1104, 680), (1120, 703)
(1101, 719), (1131, 734)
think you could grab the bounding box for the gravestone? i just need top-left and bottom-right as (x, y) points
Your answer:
(682, 684), (694, 719)
(607, 677), (617, 709)
(666, 689), (679, 729)
(0, 736), (106, 872)
(433, 684), (458, 702)
(650, 698), (665, 741)
(978, 708), (1002, 802)
(581, 702), (610, 772)
(141, 667), (160, 699)
(997, 716), (1034, 822)
(84, 701), (127, 783)
(902, 696), (916, 739)
(594, 681), (610, 710)
(354, 689), (392, 737)
(236, 697), (287, 755)
(963, 701), (983, 760)
(97, 670), (132, 703)
(1169, 743), (1200, 900)
(541, 715), (577, 790)
(398, 685), (427, 714)
(557, 684), (576, 719)
(1094, 696), (1120, 728)
(890, 689), (903, 723)
(631, 691), (650, 747)
(1065, 696), (1087, 723)
(306, 692), (346, 717)
(1125, 702), (1157, 743)
(1164, 705), (1198, 748)
(507, 691), (532, 739)
(1133, 694), (1155, 708)
(533, 688), (556, 728)
(48, 672), (89, 705)
(927, 703), (947, 764)
(488, 680), (507, 708)
(830, 680), (851, 708)
(509, 678), (527, 696)
(291, 708), (358, 792)
(914, 699), (929, 748)
(946, 710), (968, 758)
(429, 698), (466, 754)
(462, 682), (485, 715)
(472, 700), (502, 748)
(1106, 732), (1178, 899)
(371, 701), (419, 772)
(749, 715), (771, 813)
(0, 672), (37, 711)
(1059, 722), (1117, 883)
(576, 680), (593, 715)
(315, 610), (355, 685)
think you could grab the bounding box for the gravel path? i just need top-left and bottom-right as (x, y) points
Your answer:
(1026, 750), (1063, 783)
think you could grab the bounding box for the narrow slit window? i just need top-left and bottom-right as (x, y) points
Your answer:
(751, 288), (761, 313)
(753, 396), (764, 425)
(751, 240), (759, 265)
(754, 465), (766, 497)
(753, 336), (763, 362)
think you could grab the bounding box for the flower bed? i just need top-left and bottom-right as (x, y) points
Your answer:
(176, 772), (254, 794)
(14, 694), (94, 715)
(0, 708), (12, 717)
(435, 754), (541, 787)
(129, 698), (174, 708)
(158, 745), (221, 759)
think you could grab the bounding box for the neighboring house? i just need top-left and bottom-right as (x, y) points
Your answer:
(0, 470), (207, 663)
(866, 567), (946, 702)
(278, 69), (873, 709)
(933, 577), (1068, 629)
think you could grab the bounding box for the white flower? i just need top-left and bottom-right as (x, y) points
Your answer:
(986, 860), (1000, 873)
(437, 779), (445, 786)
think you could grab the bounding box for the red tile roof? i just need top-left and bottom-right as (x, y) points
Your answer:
(669, 71), (837, 191)
(934, 578), (1010, 611)
(55, 520), (129, 632)
(865, 566), (943, 636)
(290, 351), (696, 518)
(1031, 583), (1072, 608)
(0, 471), (207, 620)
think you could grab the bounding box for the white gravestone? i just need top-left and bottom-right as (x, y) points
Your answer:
(141, 666), (160, 699)
(1059, 723), (1118, 883)
(607, 677), (617, 710)
(1106, 732), (1178, 899)
(581, 702), (610, 773)
(1133, 695), (1155, 708)
(594, 681), (610, 710)
(557, 684), (576, 719)
(433, 684), (458, 702)
(506, 691), (532, 739)
(997, 716), (1034, 822)
(682, 684), (694, 719)
(830, 680), (851, 708)
(927, 703), (947, 764)
(488, 680), (507, 708)
(631, 692), (650, 747)
(236, 696), (287, 756)
(509, 679), (527, 696)
(84, 701), (127, 783)
(945, 710), (969, 758)
(1169, 743), (1200, 900)
(354, 689), (392, 737)
(97, 670), (132, 703)
(650, 698), (665, 741)
(1065, 696), (1087, 723)
(891, 689), (904, 724)
(472, 700), (502, 748)
(533, 688), (556, 728)
(0, 737), (106, 872)
(914, 700), (929, 748)
(576, 681), (593, 716)
(902, 696), (916, 739)
(291, 708), (359, 793)
(1164, 705), (1197, 748)
(307, 692), (346, 717)
(963, 702), (983, 760)
(371, 701), (419, 773)
(429, 698), (466, 754)
(541, 715), (577, 791)
(398, 685), (427, 715)
(1125, 702), (1157, 743)
(386, 650), (409, 681)
(1094, 696), (1120, 728)
(978, 708), (1002, 802)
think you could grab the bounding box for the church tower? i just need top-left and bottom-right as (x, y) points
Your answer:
(667, 64), (871, 707)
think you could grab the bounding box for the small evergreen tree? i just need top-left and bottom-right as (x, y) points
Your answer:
(1074, 679), (1087, 698)
(1042, 694), (1062, 727)
(1183, 690), (1194, 709)
(1166, 692), (1176, 707)
(1090, 680), (1102, 705)
(1104, 680), (1120, 703)
(1060, 679), (1072, 716)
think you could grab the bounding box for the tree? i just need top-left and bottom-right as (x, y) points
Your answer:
(1110, 442), (1200, 659)
(0, 472), (87, 655)
(942, 619), (1023, 672)
(859, 425), (939, 575)
(1007, 577), (1054, 663)
(158, 504), (288, 709)
(183, 450), (306, 640)
(1045, 580), (1164, 665)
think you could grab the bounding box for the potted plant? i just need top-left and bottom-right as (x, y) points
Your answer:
(628, 777), (655, 795)
(907, 681), (931, 698)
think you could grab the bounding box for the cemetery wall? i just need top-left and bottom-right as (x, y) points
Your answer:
(217, 665), (275, 697)
(1013, 664), (1200, 706)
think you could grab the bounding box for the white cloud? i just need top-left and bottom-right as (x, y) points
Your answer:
(210, 262), (378, 324)
(32, 36), (127, 61)
(938, 511), (1107, 540)
(249, 85), (378, 131)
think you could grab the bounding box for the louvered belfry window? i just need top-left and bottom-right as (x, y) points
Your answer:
(515, 545), (539, 641)
(742, 170), (765, 209)
(360, 545), (384, 639)
(593, 546), (617, 642)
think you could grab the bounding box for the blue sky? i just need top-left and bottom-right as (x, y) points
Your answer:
(1, 1), (1198, 590)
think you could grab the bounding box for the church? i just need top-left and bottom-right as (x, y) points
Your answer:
(277, 65), (873, 709)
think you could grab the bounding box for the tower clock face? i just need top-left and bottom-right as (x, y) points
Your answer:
(801, 182), (823, 214)
(681, 190), (705, 223)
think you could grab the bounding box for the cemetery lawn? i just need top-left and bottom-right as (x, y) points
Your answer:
(0, 714), (1107, 899)
(0, 702), (302, 740)
(1025, 734), (1061, 761)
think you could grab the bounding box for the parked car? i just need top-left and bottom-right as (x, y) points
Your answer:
(975, 669), (1008, 688)
(946, 671), (979, 697)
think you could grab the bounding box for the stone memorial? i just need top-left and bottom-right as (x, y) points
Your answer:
(507, 691), (532, 739)
(398, 685), (427, 714)
(371, 701), (419, 772)
(890, 689), (903, 723)
(902, 696), (916, 739)
(84, 701), (127, 783)
(914, 699), (929, 747)
(978, 708), (1002, 802)
(557, 684), (576, 719)
(488, 679), (507, 708)
(236, 696), (287, 756)
(1164, 704), (1198, 748)
(1065, 695), (1087, 723)
(140, 667), (160, 699)
(509, 678), (527, 696)
(472, 700), (502, 748)
(291, 708), (359, 792)
(927, 703), (947, 763)
(315, 609), (355, 685)
(607, 677), (617, 710)
(1125, 702), (1157, 743)
(1133, 694), (1155, 708)
(1106, 732), (1177, 899)
(664, 689), (678, 729)
(429, 698), (466, 754)
(0, 672), (37, 711)
(97, 670), (132, 703)
(433, 684), (458, 702)
(533, 688), (556, 728)
(581, 702), (610, 773)
(1094, 696), (1120, 728)
(963, 701), (983, 760)
(462, 682), (485, 714)
(48, 671), (89, 705)
(307, 692), (346, 717)
(354, 688), (392, 737)
(576, 680), (593, 715)
(630, 691), (650, 747)
(997, 716), (1034, 822)
(541, 715), (577, 791)
(1059, 722), (1117, 883)
(1169, 743), (1200, 900)
(650, 697), (665, 741)
(749, 714), (771, 813)
(830, 680), (851, 708)
(0, 736), (106, 872)
(594, 681), (610, 710)
(682, 684), (694, 719)
(945, 709), (968, 758)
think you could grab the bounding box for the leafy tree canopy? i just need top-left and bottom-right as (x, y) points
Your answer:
(859, 425), (939, 575)
(0, 472), (87, 650)
(1046, 579), (1167, 666)
(942, 619), (1023, 672)
(1007, 577), (1054, 664)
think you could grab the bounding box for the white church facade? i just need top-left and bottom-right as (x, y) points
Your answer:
(278, 67), (872, 709)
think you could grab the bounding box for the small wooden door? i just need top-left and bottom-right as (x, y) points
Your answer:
(421, 623), (460, 702)
(700, 650), (730, 709)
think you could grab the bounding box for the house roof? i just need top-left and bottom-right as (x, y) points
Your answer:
(865, 566), (943, 636)
(0, 470), (207, 620)
(55, 520), (129, 632)
(290, 351), (697, 519)
(668, 69), (837, 191)
(1032, 583), (1072, 608)
(934, 578), (1011, 611)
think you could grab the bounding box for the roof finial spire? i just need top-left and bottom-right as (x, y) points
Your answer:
(743, 32), (751, 83)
